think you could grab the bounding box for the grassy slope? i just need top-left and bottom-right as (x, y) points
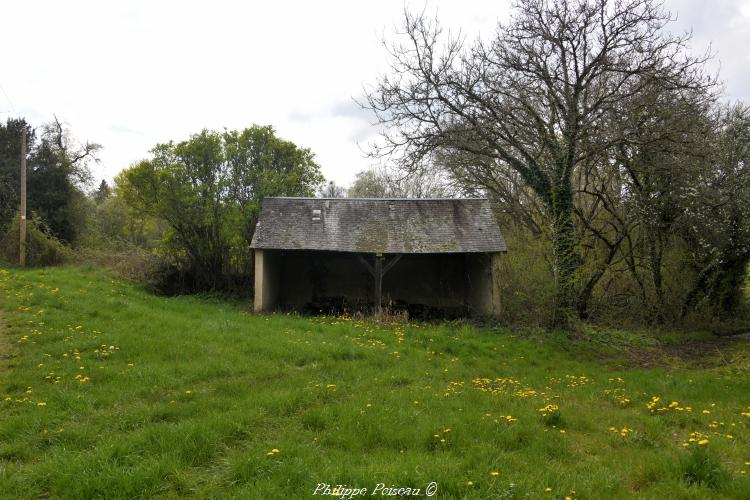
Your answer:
(0, 266), (749, 499)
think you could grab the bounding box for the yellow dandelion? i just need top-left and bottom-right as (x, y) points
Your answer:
(489, 471), (499, 477)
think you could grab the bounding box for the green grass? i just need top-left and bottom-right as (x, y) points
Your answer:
(1, 266), (749, 499)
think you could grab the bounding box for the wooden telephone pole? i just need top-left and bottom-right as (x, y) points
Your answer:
(19, 128), (26, 266)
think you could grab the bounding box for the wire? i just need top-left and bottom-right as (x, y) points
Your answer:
(0, 81), (18, 115)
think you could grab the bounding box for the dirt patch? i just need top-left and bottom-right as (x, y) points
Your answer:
(622, 334), (750, 369)
(0, 309), (16, 372)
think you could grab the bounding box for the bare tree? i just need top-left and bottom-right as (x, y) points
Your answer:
(364, 0), (716, 324)
(319, 180), (347, 198)
(347, 166), (458, 198)
(43, 115), (101, 187)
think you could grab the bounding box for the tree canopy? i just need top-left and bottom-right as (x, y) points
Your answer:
(365, 0), (726, 325)
(0, 117), (99, 243)
(118, 126), (324, 291)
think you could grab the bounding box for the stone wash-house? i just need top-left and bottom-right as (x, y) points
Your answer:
(250, 197), (507, 318)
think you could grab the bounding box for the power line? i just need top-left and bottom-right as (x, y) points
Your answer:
(0, 81), (18, 115)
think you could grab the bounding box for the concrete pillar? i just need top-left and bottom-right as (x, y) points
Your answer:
(254, 249), (279, 312)
(466, 252), (502, 318)
(490, 252), (502, 317)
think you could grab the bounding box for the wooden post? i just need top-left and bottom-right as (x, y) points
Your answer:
(356, 253), (402, 315)
(374, 253), (383, 313)
(19, 128), (27, 267)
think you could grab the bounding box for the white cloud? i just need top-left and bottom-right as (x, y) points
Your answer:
(1, 1), (747, 187)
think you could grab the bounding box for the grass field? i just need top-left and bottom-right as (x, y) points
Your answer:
(1, 266), (749, 499)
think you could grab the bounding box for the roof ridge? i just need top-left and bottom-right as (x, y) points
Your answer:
(266, 197), (489, 201)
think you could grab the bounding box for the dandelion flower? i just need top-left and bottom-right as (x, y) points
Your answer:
(489, 471), (499, 477)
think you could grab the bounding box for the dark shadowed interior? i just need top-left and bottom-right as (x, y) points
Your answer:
(251, 198), (506, 318)
(261, 249), (495, 319)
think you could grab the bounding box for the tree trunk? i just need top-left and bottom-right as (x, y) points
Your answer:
(647, 231), (665, 323)
(549, 184), (580, 327)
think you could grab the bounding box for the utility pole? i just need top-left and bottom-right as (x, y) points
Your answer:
(19, 128), (26, 267)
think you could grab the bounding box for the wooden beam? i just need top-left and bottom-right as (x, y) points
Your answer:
(374, 254), (383, 313)
(356, 253), (401, 314)
(355, 253), (375, 277)
(382, 254), (403, 276)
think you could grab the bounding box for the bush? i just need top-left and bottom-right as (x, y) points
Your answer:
(0, 214), (72, 266)
(74, 244), (163, 285)
(495, 227), (556, 327)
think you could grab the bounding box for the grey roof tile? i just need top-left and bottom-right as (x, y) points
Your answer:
(251, 197), (507, 253)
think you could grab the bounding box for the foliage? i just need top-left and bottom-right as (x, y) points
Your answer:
(679, 104), (750, 319)
(117, 126), (323, 292)
(0, 117), (99, 243)
(73, 244), (162, 285)
(0, 119), (33, 233)
(319, 181), (346, 198)
(0, 214), (73, 266)
(347, 166), (457, 198)
(93, 180), (111, 205)
(1, 266), (749, 498)
(365, 0), (720, 325)
(494, 227), (557, 327)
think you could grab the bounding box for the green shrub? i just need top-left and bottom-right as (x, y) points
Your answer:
(495, 226), (556, 327)
(0, 213), (72, 266)
(73, 244), (164, 284)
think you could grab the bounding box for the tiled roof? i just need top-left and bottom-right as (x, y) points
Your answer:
(250, 197), (507, 253)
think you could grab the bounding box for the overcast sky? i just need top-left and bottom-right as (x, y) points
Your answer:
(2, 0), (749, 188)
